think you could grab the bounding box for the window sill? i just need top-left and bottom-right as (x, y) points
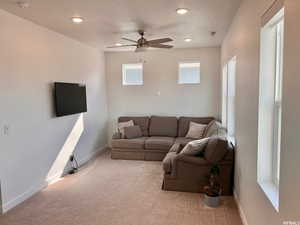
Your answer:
(227, 135), (236, 147)
(258, 181), (279, 212)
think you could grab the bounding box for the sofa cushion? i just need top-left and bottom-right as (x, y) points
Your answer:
(149, 116), (178, 137)
(178, 117), (215, 137)
(111, 137), (147, 149)
(162, 152), (177, 173)
(145, 136), (175, 150)
(204, 137), (229, 163)
(185, 122), (207, 139)
(175, 137), (195, 146)
(124, 125), (143, 139)
(180, 138), (209, 156)
(119, 117), (150, 136)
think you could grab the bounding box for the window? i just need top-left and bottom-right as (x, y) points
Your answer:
(221, 65), (228, 128)
(122, 63), (143, 85)
(257, 7), (284, 211)
(178, 62), (200, 84)
(222, 57), (236, 144)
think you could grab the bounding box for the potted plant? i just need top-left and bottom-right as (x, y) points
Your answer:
(203, 164), (222, 207)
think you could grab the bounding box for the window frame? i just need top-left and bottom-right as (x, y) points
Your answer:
(222, 57), (236, 145)
(178, 61), (201, 84)
(257, 7), (284, 212)
(122, 63), (144, 86)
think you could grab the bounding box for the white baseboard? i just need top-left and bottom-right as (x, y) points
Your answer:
(2, 181), (47, 213)
(77, 145), (108, 166)
(2, 146), (107, 214)
(234, 190), (249, 225)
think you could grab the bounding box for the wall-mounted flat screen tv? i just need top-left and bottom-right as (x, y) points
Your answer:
(54, 82), (87, 117)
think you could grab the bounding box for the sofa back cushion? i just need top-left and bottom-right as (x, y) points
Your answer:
(178, 117), (215, 137)
(149, 116), (178, 137)
(119, 117), (150, 136)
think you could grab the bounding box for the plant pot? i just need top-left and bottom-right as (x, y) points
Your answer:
(204, 194), (220, 207)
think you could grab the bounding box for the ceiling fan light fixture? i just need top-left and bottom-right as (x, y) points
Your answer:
(135, 47), (148, 52)
(184, 38), (192, 42)
(176, 8), (189, 15)
(72, 17), (84, 24)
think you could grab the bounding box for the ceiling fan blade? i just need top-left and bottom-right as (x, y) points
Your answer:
(148, 43), (173, 49)
(121, 37), (138, 43)
(107, 44), (137, 48)
(147, 38), (173, 44)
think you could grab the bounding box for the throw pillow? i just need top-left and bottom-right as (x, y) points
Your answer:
(185, 122), (207, 139)
(204, 137), (229, 163)
(124, 125), (143, 139)
(118, 120), (134, 138)
(180, 138), (210, 156)
(203, 120), (223, 138)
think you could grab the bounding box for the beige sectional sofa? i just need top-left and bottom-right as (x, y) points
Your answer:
(111, 116), (214, 161)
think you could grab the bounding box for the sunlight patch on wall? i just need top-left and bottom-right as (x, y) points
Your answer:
(46, 114), (84, 184)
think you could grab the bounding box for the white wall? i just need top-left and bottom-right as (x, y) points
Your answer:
(0, 9), (108, 212)
(105, 48), (221, 139)
(222, 0), (300, 224)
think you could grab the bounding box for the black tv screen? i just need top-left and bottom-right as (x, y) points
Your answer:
(54, 82), (87, 117)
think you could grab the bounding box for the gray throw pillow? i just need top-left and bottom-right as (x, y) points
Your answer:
(118, 120), (134, 138)
(124, 125), (142, 139)
(180, 138), (210, 156)
(185, 122), (207, 139)
(204, 137), (229, 163)
(203, 120), (224, 138)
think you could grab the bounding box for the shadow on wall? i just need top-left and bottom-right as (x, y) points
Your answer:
(46, 113), (84, 185)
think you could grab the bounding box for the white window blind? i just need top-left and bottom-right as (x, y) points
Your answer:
(178, 62), (200, 84)
(122, 63), (143, 85)
(222, 65), (228, 128)
(227, 57), (236, 140)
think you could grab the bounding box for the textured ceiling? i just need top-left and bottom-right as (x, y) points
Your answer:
(0, 0), (241, 51)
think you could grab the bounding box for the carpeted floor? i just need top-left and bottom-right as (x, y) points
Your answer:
(0, 150), (243, 225)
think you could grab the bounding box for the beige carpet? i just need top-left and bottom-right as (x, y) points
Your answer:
(0, 150), (243, 225)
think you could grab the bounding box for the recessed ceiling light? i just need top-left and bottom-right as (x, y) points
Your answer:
(72, 17), (84, 24)
(115, 43), (123, 46)
(184, 38), (192, 42)
(176, 8), (189, 15)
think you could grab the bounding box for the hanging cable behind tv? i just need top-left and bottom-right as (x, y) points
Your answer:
(69, 155), (79, 174)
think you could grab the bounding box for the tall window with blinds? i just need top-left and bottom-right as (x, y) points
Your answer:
(257, 4), (284, 211)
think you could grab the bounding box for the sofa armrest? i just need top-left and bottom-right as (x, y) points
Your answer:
(176, 154), (209, 166)
(112, 132), (122, 140)
(169, 154), (233, 178)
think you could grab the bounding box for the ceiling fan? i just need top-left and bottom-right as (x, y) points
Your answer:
(107, 30), (173, 52)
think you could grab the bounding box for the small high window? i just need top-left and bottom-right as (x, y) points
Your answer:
(122, 63), (143, 85)
(178, 62), (200, 84)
